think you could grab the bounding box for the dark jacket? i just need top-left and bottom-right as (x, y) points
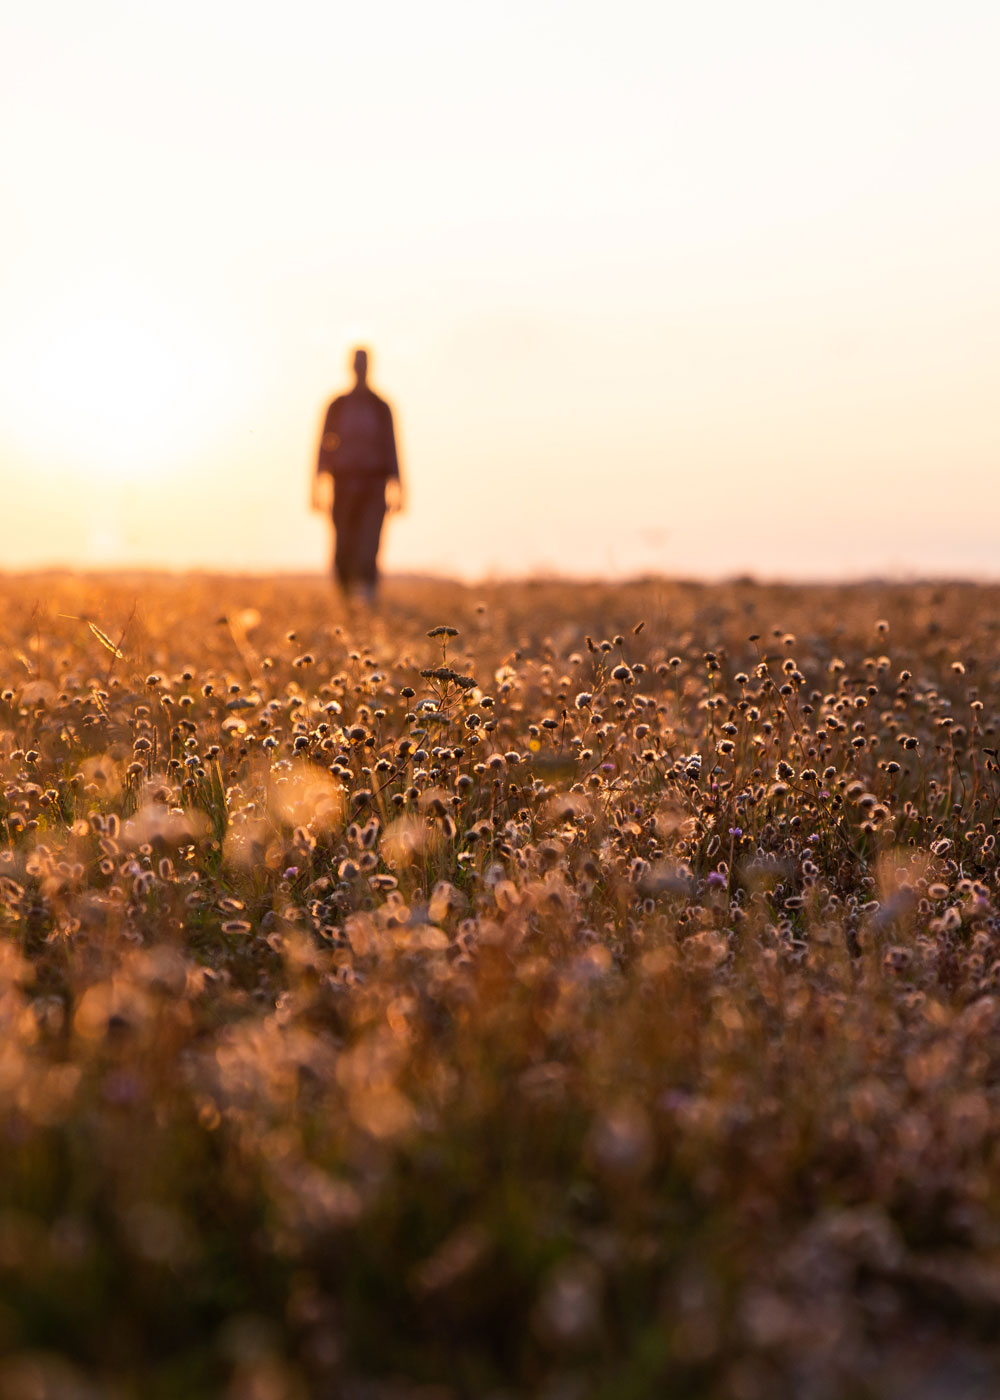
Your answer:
(317, 387), (399, 482)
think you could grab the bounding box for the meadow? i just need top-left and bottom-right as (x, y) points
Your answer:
(2, 571), (1000, 1399)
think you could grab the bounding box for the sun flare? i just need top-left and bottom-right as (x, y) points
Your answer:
(7, 288), (220, 479)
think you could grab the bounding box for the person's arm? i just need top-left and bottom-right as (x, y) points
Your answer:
(383, 402), (405, 514)
(311, 402), (338, 511)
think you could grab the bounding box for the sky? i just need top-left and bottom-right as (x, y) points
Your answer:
(2, 0), (999, 581)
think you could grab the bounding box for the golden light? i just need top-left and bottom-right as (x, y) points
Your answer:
(7, 283), (223, 479)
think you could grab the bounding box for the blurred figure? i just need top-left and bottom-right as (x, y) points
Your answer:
(312, 347), (404, 602)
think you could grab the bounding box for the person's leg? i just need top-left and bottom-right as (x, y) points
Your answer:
(331, 481), (361, 595)
(355, 484), (388, 602)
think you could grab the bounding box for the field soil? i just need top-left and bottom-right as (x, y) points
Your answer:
(2, 572), (1000, 1399)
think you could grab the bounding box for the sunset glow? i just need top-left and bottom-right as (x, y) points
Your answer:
(7, 286), (225, 478)
(3, 1), (999, 579)
(6, 6), (1000, 1372)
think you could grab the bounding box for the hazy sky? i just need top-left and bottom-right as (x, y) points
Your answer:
(2, 1), (998, 580)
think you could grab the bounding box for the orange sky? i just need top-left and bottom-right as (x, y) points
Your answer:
(2, 2), (999, 580)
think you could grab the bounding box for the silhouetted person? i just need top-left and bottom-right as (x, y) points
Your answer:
(312, 348), (404, 602)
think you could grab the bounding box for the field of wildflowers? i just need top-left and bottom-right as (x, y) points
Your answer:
(3, 572), (1000, 1399)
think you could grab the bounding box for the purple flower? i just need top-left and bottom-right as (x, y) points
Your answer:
(708, 871), (726, 887)
(729, 827), (742, 838)
(283, 866), (299, 879)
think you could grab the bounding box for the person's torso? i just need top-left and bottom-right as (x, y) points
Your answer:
(335, 391), (383, 471)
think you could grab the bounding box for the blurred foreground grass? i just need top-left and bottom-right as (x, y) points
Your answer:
(2, 572), (1000, 1398)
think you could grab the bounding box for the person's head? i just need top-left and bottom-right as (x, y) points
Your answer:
(352, 347), (369, 388)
